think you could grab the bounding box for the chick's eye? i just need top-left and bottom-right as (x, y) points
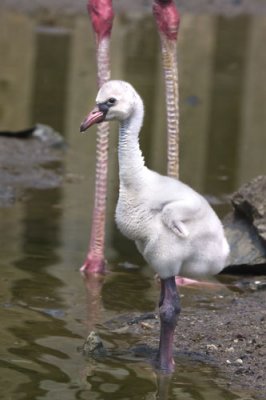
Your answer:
(107, 97), (116, 105)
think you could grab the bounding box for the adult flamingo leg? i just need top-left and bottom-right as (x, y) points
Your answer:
(81, 0), (114, 275)
(153, 3), (222, 288)
(154, 1), (197, 286)
(157, 277), (180, 372)
(153, 0), (180, 179)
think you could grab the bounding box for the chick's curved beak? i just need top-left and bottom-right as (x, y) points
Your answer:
(80, 106), (105, 132)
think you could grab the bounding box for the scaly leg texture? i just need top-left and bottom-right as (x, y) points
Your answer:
(157, 276), (181, 372)
(153, 0), (180, 179)
(81, 1), (114, 275)
(154, 2), (204, 288)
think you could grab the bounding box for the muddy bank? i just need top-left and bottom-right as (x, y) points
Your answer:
(1, 0), (266, 16)
(85, 277), (266, 399)
(0, 126), (65, 206)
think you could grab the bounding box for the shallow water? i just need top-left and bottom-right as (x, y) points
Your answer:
(0, 5), (266, 400)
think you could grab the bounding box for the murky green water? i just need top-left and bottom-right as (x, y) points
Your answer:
(0, 4), (266, 399)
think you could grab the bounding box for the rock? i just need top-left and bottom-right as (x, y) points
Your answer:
(231, 176), (266, 244)
(32, 124), (66, 148)
(0, 125), (65, 206)
(225, 347), (235, 353)
(0, 124), (65, 148)
(82, 331), (106, 357)
(223, 176), (266, 270)
(206, 344), (218, 351)
(235, 280), (266, 292)
(223, 212), (266, 267)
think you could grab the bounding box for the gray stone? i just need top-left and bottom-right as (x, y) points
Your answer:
(223, 212), (266, 267)
(82, 331), (106, 357)
(231, 175), (266, 244)
(223, 176), (266, 269)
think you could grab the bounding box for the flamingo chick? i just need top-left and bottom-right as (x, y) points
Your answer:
(80, 80), (230, 373)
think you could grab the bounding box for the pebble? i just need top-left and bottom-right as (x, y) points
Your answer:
(112, 326), (129, 334)
(226, 347), (235, 352)
(82, 331), (105, 356)
(235, 358), (243, 365)
(140, 322), (153, 330)
(206, 344), (218, 351)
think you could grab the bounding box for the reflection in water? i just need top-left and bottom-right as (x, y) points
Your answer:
(82, 360), (156, 399)
(12, 189), (63, 306)
(80, 357), (243, 400)
(0, 6), (265, 400)
(31, 26), (71, 133)
(157, 364), (243, 400)
(8, 320), (70, 399)
(84, 274), (105, 332)
(156, 373), (172, 399)
(102, 268), (156, 312)
(7, 189), (72, 398)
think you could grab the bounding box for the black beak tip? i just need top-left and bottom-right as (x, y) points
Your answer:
(80, 123), (86, 133)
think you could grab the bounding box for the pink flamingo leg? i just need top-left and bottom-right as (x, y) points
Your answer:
(154, 3), (220, 288)
(153, 0), (180, 179)
(175, 276), (224, 288)
(81, 0), (114, 275)
(175, 277), (201, 286)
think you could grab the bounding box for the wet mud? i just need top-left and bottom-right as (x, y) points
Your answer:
(84, 277), (266, 399)
(0, 128), (65, 206)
